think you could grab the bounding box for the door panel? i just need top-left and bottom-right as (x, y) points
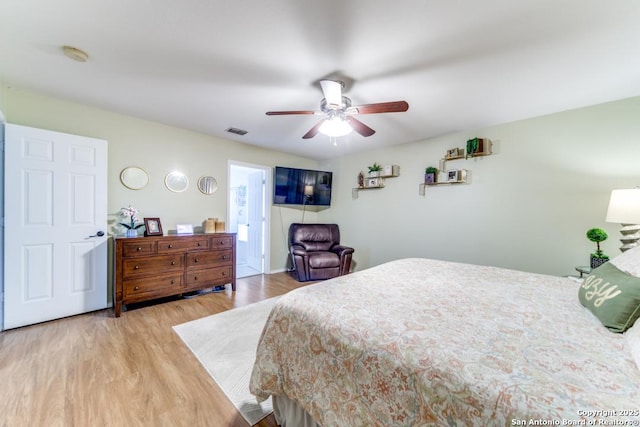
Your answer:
(247, 171), (264, 272)
(4, 124), (108, 329)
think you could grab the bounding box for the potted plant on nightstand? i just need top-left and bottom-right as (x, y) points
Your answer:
(425, 166), (438, 184)
(367, 162), (382, 178)
(586, 228), (609, 269)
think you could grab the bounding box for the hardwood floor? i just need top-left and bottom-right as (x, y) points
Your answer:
(0, 272), (311, 427)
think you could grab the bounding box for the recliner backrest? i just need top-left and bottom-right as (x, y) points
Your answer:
(289, 223), (340, 252)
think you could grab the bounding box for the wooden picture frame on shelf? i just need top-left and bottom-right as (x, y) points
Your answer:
(144, 218), (163, 236)
(447, 148), (459, 158)
(447, 170), (459, 182)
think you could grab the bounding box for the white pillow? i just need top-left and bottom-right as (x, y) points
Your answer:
(609, 244), (640, 277)
(624, 320), (640, 371)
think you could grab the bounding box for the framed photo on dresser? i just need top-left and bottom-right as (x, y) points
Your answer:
(144, 218), (163, 236)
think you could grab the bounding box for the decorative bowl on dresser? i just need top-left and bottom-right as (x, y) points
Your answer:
(113, 233), (236, 316)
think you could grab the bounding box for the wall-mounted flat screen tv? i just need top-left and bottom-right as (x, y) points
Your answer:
(273, 166), (333, 206)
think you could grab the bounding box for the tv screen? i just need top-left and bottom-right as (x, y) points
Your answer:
(274, 166), (333, 206)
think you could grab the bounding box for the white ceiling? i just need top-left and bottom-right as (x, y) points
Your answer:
(1, 0), (639, 160)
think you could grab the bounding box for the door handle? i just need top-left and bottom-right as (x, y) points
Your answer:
(88, 231), (105, 238)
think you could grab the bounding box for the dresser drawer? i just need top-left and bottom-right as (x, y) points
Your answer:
(121, 241), (157, 257)
(122, 255), (184, 278)
(123, 273), (184, 299)
(211, 235), (233, 249)
(186, 250), (232, 269)
(185, 266), (232, 288)
(157, 237), (210, 253)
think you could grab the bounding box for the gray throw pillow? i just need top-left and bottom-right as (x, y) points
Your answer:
(579, 262), (640, 333)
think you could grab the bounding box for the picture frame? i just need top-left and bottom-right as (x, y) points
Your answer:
(144, 218), (163, 236)
(447, 170), (459, 182)
(366, 178), (380, 188)
(447, 148), (459, 158)
(176, 224), (194, 235)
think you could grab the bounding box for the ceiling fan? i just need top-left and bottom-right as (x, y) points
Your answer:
(266, 79), (409, 139)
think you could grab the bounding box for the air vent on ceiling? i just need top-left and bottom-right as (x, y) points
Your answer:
(226, 127), (248, 136)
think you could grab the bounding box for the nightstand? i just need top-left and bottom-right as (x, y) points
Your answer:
(575, 266), (592, 278)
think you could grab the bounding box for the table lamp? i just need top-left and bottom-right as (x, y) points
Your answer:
(605, 187), (640, 252)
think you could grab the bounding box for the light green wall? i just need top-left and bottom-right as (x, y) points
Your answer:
(3, 84), (639, 277)
(0, 85), (318, 273)
(318, 96), (640, 276)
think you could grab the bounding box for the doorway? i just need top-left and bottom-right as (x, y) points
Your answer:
(228, 161), (270, 278)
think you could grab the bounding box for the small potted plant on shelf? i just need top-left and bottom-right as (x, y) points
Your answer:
(425, 166), (438, 184)
(367, 162), (382, 178)
(586, 227), (609, 268)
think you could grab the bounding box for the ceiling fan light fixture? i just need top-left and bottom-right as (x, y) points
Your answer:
(319, 116), (352, 137)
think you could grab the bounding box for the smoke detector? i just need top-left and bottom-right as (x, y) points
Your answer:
(62, 46), (89, 62)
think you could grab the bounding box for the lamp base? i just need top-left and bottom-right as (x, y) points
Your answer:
(618, 223), (640, 252)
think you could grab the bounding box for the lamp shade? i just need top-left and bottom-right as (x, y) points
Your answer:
(605, 188), (640, 224)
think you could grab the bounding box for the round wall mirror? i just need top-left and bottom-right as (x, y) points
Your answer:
(120, 166), (149, 190)
(165, 171), (189, 192)
(197, 176), (218, 195)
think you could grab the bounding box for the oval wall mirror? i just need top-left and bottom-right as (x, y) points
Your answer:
(197, 176), (218, 195)
(165, 171), (189, 193)
(120, 166), (149, 190)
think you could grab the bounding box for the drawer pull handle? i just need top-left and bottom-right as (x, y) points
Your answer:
(194, 276), (198, 281)
(134, 265), (140, 270)
(222, 272), (227, 276)
(134, 286), (139, 291)
(170, 280), (174, 284)
(197, 242), (201, 246)
(222, 255), (226, 260)
(136, 247), (142, 251)
(194, 258), (199, 263)
(171, 261), (175, 265)
(168, 244), (173, 248)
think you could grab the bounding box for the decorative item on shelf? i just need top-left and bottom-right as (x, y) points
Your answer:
(365, 178), (382, 188)
(215, 220), (226, 232)
(367, 162), (382, 178)
(119, 206), (145, 237)
(204, 218), (218, 234)
(605, 187), (640, 252)
(446, 147), (463, 160)
(586, 228), (609, 268)
(447, 170), (459, 182)
(466, 138), (479, 158)
(358, 171), (364, 188)
(425, 166), (438, 184)
(143, 217), (163, 236)
(381, 164), (400, 177)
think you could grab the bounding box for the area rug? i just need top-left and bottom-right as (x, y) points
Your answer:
(173, 297), (279, 425)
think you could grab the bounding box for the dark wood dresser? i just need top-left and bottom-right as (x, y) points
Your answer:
(113, 233), (236, 316)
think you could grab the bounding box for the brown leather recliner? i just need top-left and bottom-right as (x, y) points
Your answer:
(289, 223), (354, 282)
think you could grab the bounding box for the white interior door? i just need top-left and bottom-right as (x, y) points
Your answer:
(247, 171), (264, 272)
(4, 124), (108, 329)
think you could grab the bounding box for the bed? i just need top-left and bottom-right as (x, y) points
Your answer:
(250, 256), (640, 426)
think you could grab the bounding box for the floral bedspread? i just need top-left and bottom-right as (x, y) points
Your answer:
(250, 258), (640, 426)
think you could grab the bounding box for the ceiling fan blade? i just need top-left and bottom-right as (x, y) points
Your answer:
(350, 101), (409, 115)
(320, 80), (343, 107)
(346, 116), (376, 137)
(302, 120), (325, 139)
(266, 110), (317, 116)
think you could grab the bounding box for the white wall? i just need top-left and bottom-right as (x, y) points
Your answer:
(1, 85), (318, 273)
(319, 96), (640, 276)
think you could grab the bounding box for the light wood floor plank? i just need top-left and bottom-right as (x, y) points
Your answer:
(0, 272), (309, 427)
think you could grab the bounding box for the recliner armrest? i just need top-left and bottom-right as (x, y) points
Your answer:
(331, 245), (355, 257)
(290, 244), (308, 256)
